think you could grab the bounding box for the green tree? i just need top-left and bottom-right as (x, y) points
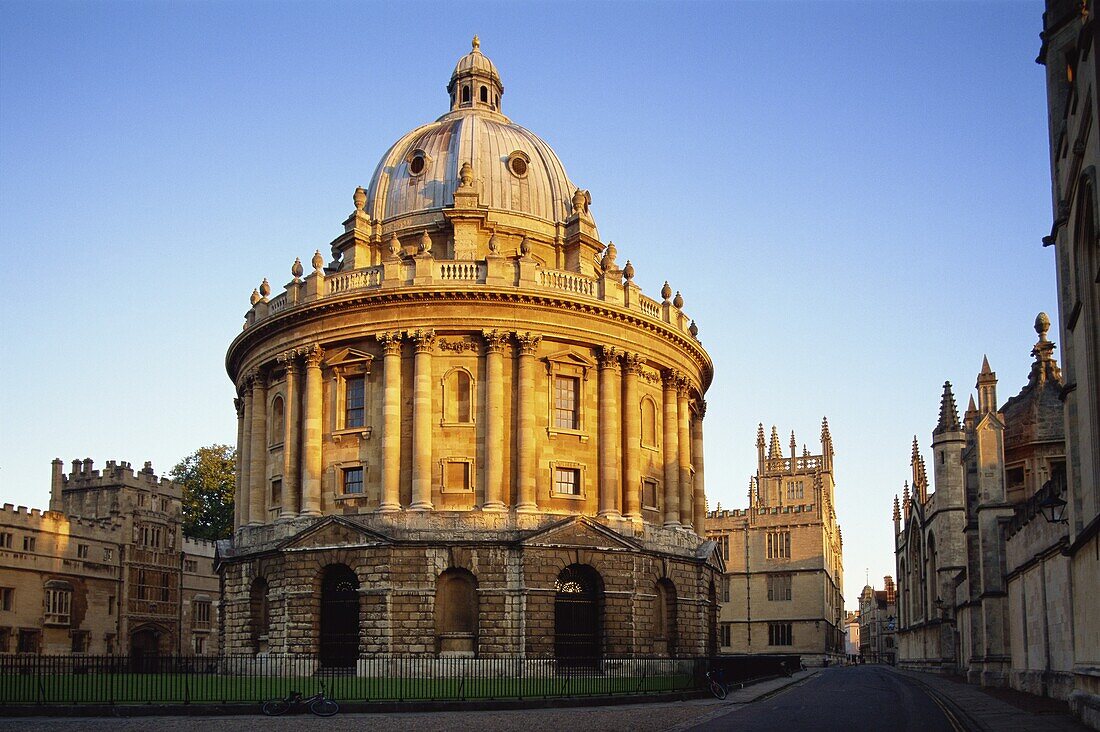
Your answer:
(171, 444), (235, 541)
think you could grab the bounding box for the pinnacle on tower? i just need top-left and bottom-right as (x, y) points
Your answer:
(892, 494), (901, 521)
(790, 430), (797, 457)
(768, 426), (782, 459)
(903, 481), (910, 513)
(756, 423), (766, 449)
(980, 354), (993, 375)
(933, 381), (961, 435)
(911, 436), (920, 465)
(821, 416), (832, 444)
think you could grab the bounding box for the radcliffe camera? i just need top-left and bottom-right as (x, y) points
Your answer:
(0, 4), (1097, 731)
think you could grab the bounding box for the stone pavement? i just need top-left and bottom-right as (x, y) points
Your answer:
(889, 667), (1091, 731)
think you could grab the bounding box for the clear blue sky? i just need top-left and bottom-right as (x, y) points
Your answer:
(0, 1), (1056, 609)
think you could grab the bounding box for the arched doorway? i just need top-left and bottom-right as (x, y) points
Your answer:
(319, 564), (359, 669)
(554, 564), (602, 664)
(130, 625), (162, 673)
(654, 578), (678, 656)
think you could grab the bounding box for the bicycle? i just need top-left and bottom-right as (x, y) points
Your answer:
(261, 682), (340, 716)
(706, 669), (731, 700)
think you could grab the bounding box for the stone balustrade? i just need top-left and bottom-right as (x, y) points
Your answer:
(245, 257), (699, 340)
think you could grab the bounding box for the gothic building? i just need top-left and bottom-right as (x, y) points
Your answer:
(894, 317), (1067, 690)
(706, 421), (845, 665)
(0, 459), (219, 659)
(218, 39), (719, 664)
(1039, 1), (1100, 725)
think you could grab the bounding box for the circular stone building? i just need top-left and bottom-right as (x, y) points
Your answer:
(220, 38), (718, 665)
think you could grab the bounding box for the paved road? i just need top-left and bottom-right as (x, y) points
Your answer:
(685, 666), (958, 732)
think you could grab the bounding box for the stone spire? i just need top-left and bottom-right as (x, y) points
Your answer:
(976, 356), (998, 414)
(902, 481), (911, 517)
(964, 394), (978, 431)
(893, 494), (901, 522)
(933, 381), (961, 435)
(756, 423), (766, 473)
(789, 431), (797, 462)
(768, 425), (782, 459)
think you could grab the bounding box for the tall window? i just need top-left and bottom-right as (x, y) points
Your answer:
(270, 479), (282, 504)
(768, 622), (793, 646)
(766, 530), (791, 559)
(0, 587), (13, 611)
(720, 623), (732, 648)
(77, 544), (89, 559)
(0, 532), (11, 549)
(44, 584), (72, 626)
(554, 467), (581, 496)
(270, 395), (285, 444)
(554, 375), (580, 429)
(193, 600), (211, 629)
(250, 577), (269, 653)
(786, 481), (804, 500)
(345, 376), (365, 428)
(22, 536), (35, 552)
(767, 573), (792, 601)
(721, 576), (731, 603)
(707, 534), (730, 560)
(640, 398), (658, 447)
(642, 478), (659, 508)
(443, 370), (472, 424)
(342, 467), (364, 495)
(17, 629), (39, 654)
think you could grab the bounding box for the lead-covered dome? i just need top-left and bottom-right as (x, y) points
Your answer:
(364, 38), (592, 236)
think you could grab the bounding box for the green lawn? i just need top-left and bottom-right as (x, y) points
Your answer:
(0, 672), (696, 705)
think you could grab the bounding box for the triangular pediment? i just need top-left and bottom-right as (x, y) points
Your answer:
(279, 516), (390, 551)
(975, 411), (1006, 432)
(697, 539), (725, 574)
(521, 516), (641, 551)
(325, 347), (375, 365)
(543, 349), (596, 369)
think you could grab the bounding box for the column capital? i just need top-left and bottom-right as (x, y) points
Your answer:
(662, 368), (682, 389)
(301, 344), (325, 368)
(234, 397), (244, 419)
(409, 328), (436, 353)
(482, 329), (510, 354)
(597, 345), (621, 369)
(621, 352), (644, 375)
(695, 398), (707, 420)
(249, 368), (268, 390)
(376, 331), (404, 356)
(277, 349), (300, 374)
(514, 331), (542, 355)
(675, 375), (691, 397)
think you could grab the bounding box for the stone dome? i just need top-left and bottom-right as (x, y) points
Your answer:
(364, 38), (593, 236)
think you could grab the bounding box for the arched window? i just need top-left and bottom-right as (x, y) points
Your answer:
(443, 368), (473, 424)
(435, 568), (478, 655)
(640, 397), (658, 447)
(926, 532), (938, 617)
(654, 578), (678, 656)
(480, 86), (488, 103)
(270, 395), (284, 445)
(462, 85), (470, 104)
(319, 565), (359, 668)
(249, 577), (269, 653)
(555, 564), (603, 664)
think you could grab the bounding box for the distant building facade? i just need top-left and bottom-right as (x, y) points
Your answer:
(858, 578), (897, 665)
(1038, 1), (1100, 726)
(0, 459), (219, 658)
(707, 421), (845, 665)
(894, 318), (1069, 693)
(843, 610), (860, 661)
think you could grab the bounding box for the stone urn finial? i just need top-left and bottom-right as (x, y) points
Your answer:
(250, 288), (261, 306)
(353, 186), (366, 212)
(519, 235), (531, 257)
(388, 233), (401, 258)
(689, 320), (699, 338)
(601, 241), (617, 271)
(673, 291), (684, 309)
(459, 161), (473, 187)
(623, 260), (635, 282)
(419, 230), (432, 254)
(661, 281), (672, 303)
(311, 249), (324, 272)
(291, 257), (304, 279)
(259, 278), (271, 298)
(488, 231), (499, 254)
(1035, 311), (1051, 340)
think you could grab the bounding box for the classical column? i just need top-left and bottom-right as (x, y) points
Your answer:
(597, 346), (622, 518)
(299, 344), (324, 516)
(377, 332), (403, 511)
(662, 370), (680, 528)
(409, 329), (436, 510)
(515, 332), (541, 513)
(278, 351), (301, 519)
(234, 394), (247, 529)
(677, 376), (693, 529)
(621, 353), (642, 520)
(693, 400), (707, 535)
(482, 330), (508, 511)
(248, 370), (268, 526)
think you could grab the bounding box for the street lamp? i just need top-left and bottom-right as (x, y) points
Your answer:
(1038, 473), (1069, 525)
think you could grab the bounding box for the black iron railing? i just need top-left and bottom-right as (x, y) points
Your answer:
(0, 654), (706, 706)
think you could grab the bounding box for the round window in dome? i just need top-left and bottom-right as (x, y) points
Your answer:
(507, 151), (530, 179)
(406, 149), (429, 177)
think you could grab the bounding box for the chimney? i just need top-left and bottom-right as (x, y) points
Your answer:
(884, 576), (896, 604)
(49, 459), (64, 512)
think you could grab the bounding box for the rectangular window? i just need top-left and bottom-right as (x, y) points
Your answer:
(77, 544), (89, 559)
(194, 635), (206, 655)
(71, 630), (88, 653)
(103, 548), (114, 562)
(107, 595), (115, 615)
(766, 530), (791, 559)
(0, 532), (11, 549)
(768, 573), (792, 601)
(22, 536), (35, 552)
(17, 629), (39, 654)
(160, 572), (171, 602)
(720, 623), (731, 648)
(642, 478), (659, 508)
(345, 376), (366, 428)
(554, 467), (582, 496)
(0, 627), (9, 653)
(44, 588), (72, 625)
(0, 588), (12, 611)
(722, 576), (731, 603)
(184, 559), (198, 573)
(270, 479), (282, 504)
(553, 375), (579, 429)
(140, 525), (162, 548)
(343, 467), (364, 495)
(193, 600), (211, 629)
(768, 622), (793, 646)
(105, 634), (115, 654)
(443, 460), (472, 492)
